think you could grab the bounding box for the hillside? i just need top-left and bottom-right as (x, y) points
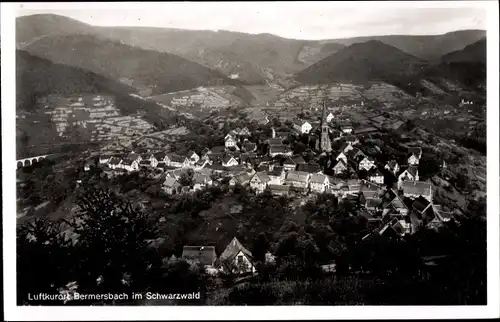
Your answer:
(295, 40), (426, 86)
(16, 50), (133, 112)
(16, 14), (95, 47)
(16, 14), (486, 85)
(23, 34), (238, 96)
(324, 30), (487, 61)
(441, 38), (486, 63)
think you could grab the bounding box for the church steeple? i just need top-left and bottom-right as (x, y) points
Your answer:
(320, 99), (332, 153)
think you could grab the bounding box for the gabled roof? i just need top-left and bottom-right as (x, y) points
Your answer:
(210, 146), (226, 154)
(366, 198), (383, 209)
(222, 155), (237, 164)
(128, 153), (141, 161)
(181, 246), (217, 266)
(386, 160), (399, 168)
(169, 154), (188, 163)
(268, 138), (283, 145)
(333, 159), (347, 169)
(187, 150), (198, 158)
(412, 196), (432, 213)
(267, 166), (284, 177)
(268, 184), (290, 192)
(286, 171), (310, 183)
(121, 158), (136, 166)
(283, 157), (296, 165)
(193, 173), (211, 184)
(140, 160), (151, 165)
(233, 172), (252, 184)
(154, 152), (167, 160)
(163, 177), (179, 188)
(291, 154), (306, 164)
(220, 237), (253, 265)
(369, 168), (384, 177)
(402, 181), (432, 197)
(252, 171), (272, 184)
(108, 157), (122, 165)
(309, 173), (329, 184)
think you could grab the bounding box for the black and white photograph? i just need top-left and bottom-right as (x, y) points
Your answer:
(2, 1), (499, 320)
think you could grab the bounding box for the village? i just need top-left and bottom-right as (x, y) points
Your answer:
(91, 101), (456, 277)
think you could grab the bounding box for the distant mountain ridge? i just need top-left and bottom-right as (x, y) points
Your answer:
(23, 34), (238, 96)
(16, 14), (486, 84)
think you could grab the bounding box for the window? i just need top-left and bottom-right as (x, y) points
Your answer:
(237, 255), (244, 264)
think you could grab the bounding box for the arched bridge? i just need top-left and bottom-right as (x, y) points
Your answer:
(17, 154), (55, 168)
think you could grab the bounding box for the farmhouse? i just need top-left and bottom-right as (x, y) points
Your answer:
(220, 237), (256, 274)
(285, 171), (310, 189)
(402, 181), (433, 201)
(222, 155), (239, 167)
(309, 174), (331, 193)
(398, 166), (419, 188)
(358, 156), (376, 171)
(193, 173), (213, 191)
(368, 169), (385, 185)
(250, 172), (272, 194)
(267, 166), (285, 185)
(121, 158), (139, 172)
(293, 120), (312, 134)
(333, 159), (348, 175)
(225, 134), (238, 149)
(163, 177), (181, 194)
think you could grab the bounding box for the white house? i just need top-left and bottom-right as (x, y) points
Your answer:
(326, 112), (334, 123)
(269, 145), (292, 157)
(398, 166), (419, 189)
(341, 125), (353, 134)
(99, 155), (112, 164)
(336, 152), (348, 164)
(163, 177), (181, 194)
(368, 169), (385, 185)
(309, 174), (330, 193)
(250, 172), (272, 194)
(342, 142), (355, 153)
(219, 237), (256, 275)
(333, 159), (348, 175)
(108, 157), (122, 169)
(222, 155), (239, 167)
(229, 172), (252, 186)
(285, 171), (310, 189)
(193, 173), (213, 191)
(408, 147), (422, 165)
(384, 160), (400, 175)
(225, 134), (238, 149)
(358, 156), (376, 171)
(168, 154), (191, 168)
(121, 159), (139, 172)
(267, 166), (285, 185)
(293, 120), (312, 134)
(187, 151), (200, 164)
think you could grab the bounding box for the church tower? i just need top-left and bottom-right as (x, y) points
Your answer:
(320, 101), (332, 153)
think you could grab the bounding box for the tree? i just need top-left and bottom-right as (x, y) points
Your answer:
(179, 169), (194, 187)
(252, 233), (270, 263)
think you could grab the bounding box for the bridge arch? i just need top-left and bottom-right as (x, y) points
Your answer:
(25, 159), (31, 166)
(17, 161), (23, 169)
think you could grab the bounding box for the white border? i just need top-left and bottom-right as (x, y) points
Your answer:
(2, 1), (499, 320)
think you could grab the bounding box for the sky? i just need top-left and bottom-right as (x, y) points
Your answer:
(14, 2), (488, 40)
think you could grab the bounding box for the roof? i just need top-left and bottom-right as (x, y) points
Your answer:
(344, 135), (357, 142)
(169, 154), (187, 163)
(187, 150), (198, 158)
(121, 158), (136, 166)
(220, 237), (253, 265)
(369, 168), (384, 177)
(201, 147), (210, 155)
(386, 160), (398, 168)
(366, 198), (383, 208)
(108, 157), (122, 165)
(297, 163), (322, 174)
(210, 146), (226, 154)
(402, 181), (432, 197)
(243, 142), (257, 151)
(309, 173), (328, 184)
(163, 177), (179, 188)
(140, 160), (151, 165)
(413, 196), (432, 213)
(128, 153), (141, 161)
(193, 173), (211, 184)
(222, 155), (236, 164)
(433, 205), (454, 221)
(267, 166), (284, 177)
(333, 159), (347, 169)
(268, 138), (283, 145)
(252, 171), (272, 184)
(291, 154), (306, 164)
(233, 172), (252, 184)
(286, 171), (309, 183)
(270, 145), (287, 154)
(154, 152), (167, 160)
(268, 184), (291, 192)
(354, 127), (378, 135)
(181, 246), (217, 266)
(283, 157), (296, 165)
(408, 147), (422, 156)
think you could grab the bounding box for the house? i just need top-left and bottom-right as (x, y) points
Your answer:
(359, 181), (382, 200)
(326, 112), (334, 123)
(163, 177), (181, 194)
(285, 171), (310, 189)
(379, 218), (407, 238)
(333, 159), (348, 175)
(341, 142), (355, 153)
(225, 134), (238, 148)
(268, 184), (290, 196)
(219, 237), (256, 274)
(397, 166), (419, 188)
(358, 156), (376, 171)
(209, 146), (226, 155)
(341, 124), (353, 134)
(139, 160), (153, 168)
(239, 127), (251, 137)
(181, 246), (217, 268)
(166, 168), (189, 181)
(336, 152), (348, 164)
(402, 181), (433, 201)
(168, 154), (191, 168)
(193, 173), (213, 191)
(127, 152), (142, 163)
(267, 166), (285, 185)
(408, 147), (422, 165)
(432, 205), (453, 223)
(121, 158), (139, 172)
(366, 198), (383, 212)
(309, 174), (330, 193)
(384, 160), (400, 175)
(269, 145), (291, 157)
(381, 189), (408, 215)
(368, 169), (385, 185)
(187, 151), (200, 163)
(250, 172), (272, 194)
(108, 156), (122, 169)
(194, 158), (209, 170)
(222, 155), (239, 167)
(201, 147), (210, 158)
(99, 155), (112, 164)
(154, 152), (168, 163)
(283, 157), (298, 172)
(205, 163), (226, 174)
(346, 147), (366, 161)
(344, 135), (359, 145)
(229, 172), (252, 186)
(293, 120), (312, 134)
